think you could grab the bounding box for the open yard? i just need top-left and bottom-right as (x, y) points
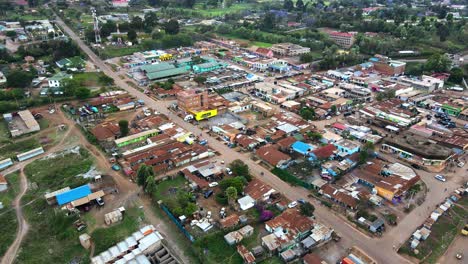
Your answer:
(193, 231), (244, 264)
(0, 138), (41, 160)
(398, 199), (468, 263)
(91, 207), (145, 254)
(15, 147), (93, 264)
(0, 172), (20, 258)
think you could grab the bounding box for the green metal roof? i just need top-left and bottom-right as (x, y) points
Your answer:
(49, 72), (72, 81)
(140, 63), (175, 73)
(147, 67), (189, 80)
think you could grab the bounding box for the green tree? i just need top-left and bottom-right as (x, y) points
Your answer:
(300, 107), (315, 120)
(137, 164), (154, 188)
(74, 87), (90, 99)
(448, 67), (463, 84)
(119, 119), (129, 136)
(307, 131), (323, 141)
(219, 176), (246, 193)
(144, 12), (158, 28)
(164, 19), (180, 35)
(6, 31), (17, 39)
(262, 12), (276, 30)
(98, 74), (114, 86)
(330, 105), (337, 113)
(193, 76), (207, 85)
(229, 159), (250, 179)
(424, 53), (451, 73)
(296, 0), (305, 11)
(6, 70), (34, 88)
(300, 202), (315, 217)
(131, 16), (144, 30)
(127, 29), (138, 43)
(283, 0), (294, 11)
(145, 175), (157, 194)
(184, 202), (197, 215)
(225, 186), (238, 207)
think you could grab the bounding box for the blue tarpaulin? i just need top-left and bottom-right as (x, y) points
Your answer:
(56, 185), (91, 206)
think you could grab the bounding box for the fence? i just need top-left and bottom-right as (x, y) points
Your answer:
(160, 204), (195, 242)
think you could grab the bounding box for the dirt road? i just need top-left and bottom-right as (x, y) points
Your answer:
(1, 170), (29, 264)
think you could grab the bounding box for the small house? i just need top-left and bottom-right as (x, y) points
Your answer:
(0, 174), (8, 192)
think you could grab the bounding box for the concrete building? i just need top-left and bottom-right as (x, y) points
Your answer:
(270, 43), (310, 56)
(370, 55), (406, 76)
(177, 89), (209, 112)
(381, 134), (453, 171)
(397, 75), (444, 92)
(326, 31), (356, 48)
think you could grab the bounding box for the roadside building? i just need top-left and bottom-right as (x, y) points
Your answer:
(262, 209), (314, 254)
(256, 145), (291, 168)
(381, 134), (453, 171)
(91, 122), (120, 143)
(255, 47), (274, 58)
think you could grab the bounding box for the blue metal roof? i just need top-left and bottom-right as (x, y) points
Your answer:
(291, 141), (314, 156)
(56, 184), (91, 205)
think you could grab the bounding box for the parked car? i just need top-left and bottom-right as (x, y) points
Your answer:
(343, 112), (352, 117)
(208, 182), (218, 187)
(461, 224), (468, 236)
(457, 161), (465, 168)
(297, 199), (306, 204)
(204, 190), (214, 198)
(435, 174), (446, 182)
(411, 164), (422, 170)
(288, 201), (298, 208)
(96, 197), (104, 206)
(225, 168), (233, 175)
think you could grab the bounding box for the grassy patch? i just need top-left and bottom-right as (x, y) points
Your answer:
(271, 168), (312, 189)
(91, 207), (145, 254)
(100, 46), (142, 59)
(0, 138), (40, 160)
(153, 176), (188, 202)
(0, 172), (20, 257)
(398, 201), (467, 263)
(73, 72), (108, 87)
(193, 231), (243, 264)
(16, 148), (94, 263)
(251, 41), (273, 48)
(0, 120), (10, 143)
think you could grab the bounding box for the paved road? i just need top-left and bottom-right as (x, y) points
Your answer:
(54, 15), (467, 264)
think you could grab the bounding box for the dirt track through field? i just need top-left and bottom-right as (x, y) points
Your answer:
(0, 169), (29, 264)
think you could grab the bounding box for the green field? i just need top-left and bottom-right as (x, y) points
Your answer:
(0, 172), (20, 257)
(191, 3), (256, 16)
(0, 120), (10, 144)
(398, 200), (468, 263)
(0, 138), (41, 160)
(92, 207), (145, 254)
(15, 148), (93, 264)
(217, 34), (274, 48)
(193, 231), (244, 264)
(153, 176), (188, 202)
(99, 46), (142, 59)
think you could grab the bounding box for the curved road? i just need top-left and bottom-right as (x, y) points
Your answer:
(1, 170), (29, 264)
(53, 14), (466, 264)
